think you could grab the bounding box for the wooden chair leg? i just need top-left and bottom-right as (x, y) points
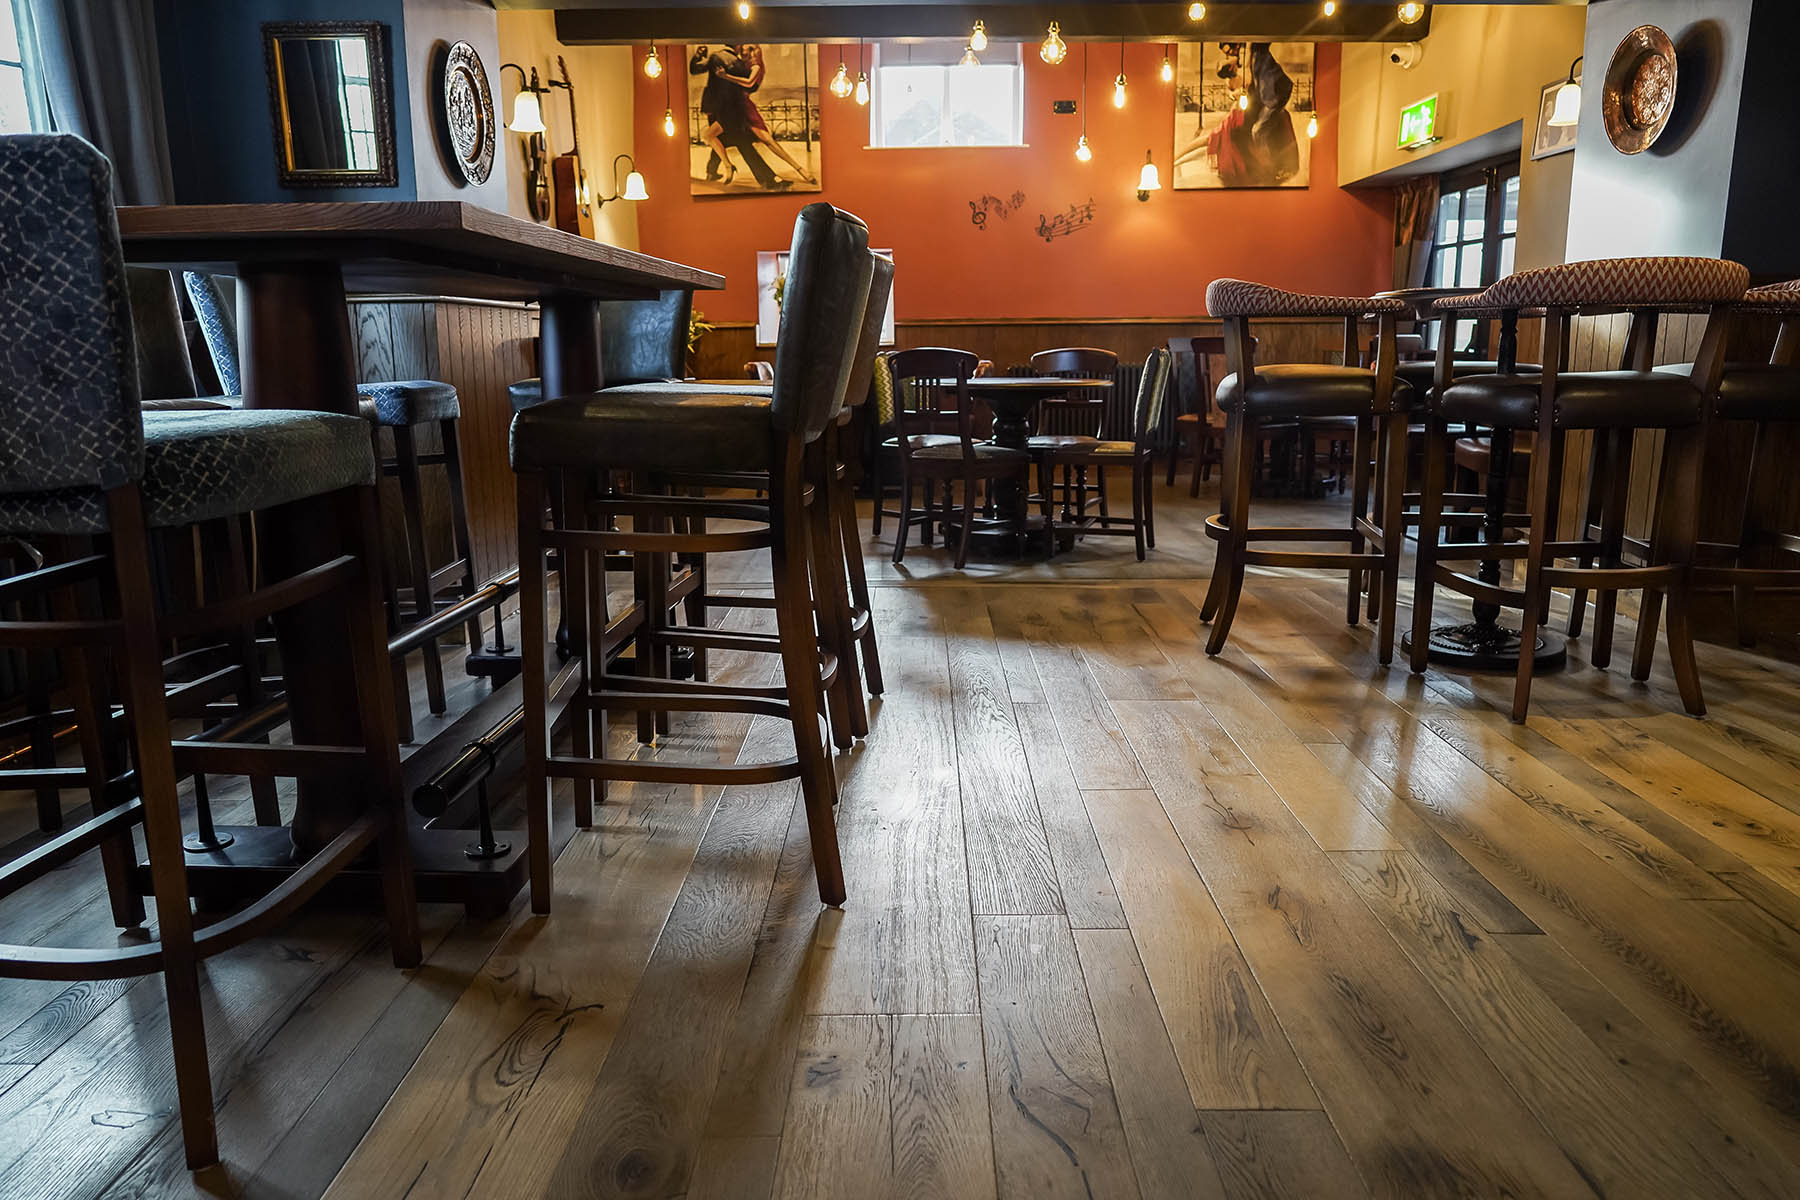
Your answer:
(836, 464), (884, 695)
(516, 470), (554, 914)
(892, 473), (914, 565)
(954, 475), (977, 570)
(1198, 417), (1240, 623)
(869, 449), (885, 538)
(1409, 419), (1449, 674)
(1189, 427), (1208, 498)
(1376, 412), (1408, 665)
(770, 450), (845, 906)
(562, 486), (594, 827)
(808, 445), (861, 747)
(106, 487), (217, 1169)
(1206, 416), (1254, 656)
(1591, 429), (1632, 669)
(1347, 416), (1374, 627)
(1566, 432), (1606, 638)
(1132, 461), (1147, 562)
(1142, 454), (1157, 550)
(1511, 429), (1561, 723)
(391, 424), (447, 716)
(1730, 421), (1767, 648)
(1645, 427), (1707, 714)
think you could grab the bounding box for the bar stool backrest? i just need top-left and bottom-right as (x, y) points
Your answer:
(1132, 348), (1173, 443)
(600, 288), (693, 384)
(0, 134), (143, 496)
(771, 203), (874, 441)
(840, 253), (895, 414)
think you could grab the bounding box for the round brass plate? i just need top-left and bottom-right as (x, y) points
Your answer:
(1602, 24), (1677, 155)
(441, 40), (495, 185)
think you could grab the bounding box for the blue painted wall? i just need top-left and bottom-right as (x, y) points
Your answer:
(155, 0), (418, 204)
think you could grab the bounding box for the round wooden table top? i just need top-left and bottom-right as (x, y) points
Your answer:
(1374, 287), (1484, 321)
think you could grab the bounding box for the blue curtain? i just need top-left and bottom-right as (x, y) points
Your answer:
(29, 0), (175, 203)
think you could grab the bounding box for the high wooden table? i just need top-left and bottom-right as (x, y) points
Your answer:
(117, 202), (721, 907)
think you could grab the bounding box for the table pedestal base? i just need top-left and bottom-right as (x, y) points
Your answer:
(945, 513), (1074, 559)
(1404, 621), (1567, 671)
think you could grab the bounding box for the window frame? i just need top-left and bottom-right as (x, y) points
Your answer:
(868, 42), (1025, 150)
(0, 0), (45, 134)
(1428, 154), (1521, 356)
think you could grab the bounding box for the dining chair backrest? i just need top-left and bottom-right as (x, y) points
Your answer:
(129, 268), (200, 402)
(840, 252), (895, 414)
(1032, 347), (1117, 378)
(1191, 335), (1256, 426)
(771, 203), (874, 441)
(745, 360), (775, 381)
(888, 347), (979, 454)
(1132, 348), (1173, 443)
(182, 270), (240, 393)
(0, 134), (143, 497)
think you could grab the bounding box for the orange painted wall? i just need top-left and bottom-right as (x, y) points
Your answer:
(632, 42), (1393, 324)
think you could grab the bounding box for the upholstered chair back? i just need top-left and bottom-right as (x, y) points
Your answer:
(1133, 348), (1173, 442)
(770, 203), (874, 441)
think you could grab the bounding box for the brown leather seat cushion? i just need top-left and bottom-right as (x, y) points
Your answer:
(1439, 371), (1702, 430)
(1058, 439), (1137, 459)
(881, 432), (961, 451)
(1216, 364), (1406, 418)
(1658, 361), (1800, 421)
(1395, 360), (1542, 395)
(511, 389), (773, 473)
(913, 441), (1029, 462)
(1027, 433), (1100, 450)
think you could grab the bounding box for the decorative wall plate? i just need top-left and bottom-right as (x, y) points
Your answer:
(440, 40), (495, 185)
(1602, 24), (1677, 155)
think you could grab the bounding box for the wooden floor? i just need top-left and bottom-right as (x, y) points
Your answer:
(7, 483), (1800, 1198)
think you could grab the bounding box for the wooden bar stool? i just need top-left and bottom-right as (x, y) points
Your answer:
(0, 134), (418, 1170)
(1198, 281), (1410, 661)
(1412, 256), (1748, 721)
(509, 203), (877, 912)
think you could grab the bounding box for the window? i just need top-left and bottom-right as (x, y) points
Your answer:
(1428, 157), (1521, 354)
(870, 42), (1023, 148)
(0, 0), (41, 134)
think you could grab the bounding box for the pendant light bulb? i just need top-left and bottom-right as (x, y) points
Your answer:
(1397, 3), (1426, 24)
(1075, 133), (1092, 162)
(1307, 114), (1319, 139)
(663, 108), (677, 137)
(643, 46), (662, 79)
(1323, 1), (1337, 15)
(1113, 74), (1128, 109)
(1161, 55), (1174, 83)
(855, 73), (870, 106)
(830, 60), (852, 98)
(1040, 21), (1068, 66)
(1188, 3), (1206, 20)
(970, 20), (989, 53)
(1238, 92), (1249, 111)
(961, 44), (980, 68)
(736, 2), (751, 20)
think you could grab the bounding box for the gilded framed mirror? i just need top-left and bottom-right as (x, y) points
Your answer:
(262, 21), (398, 188)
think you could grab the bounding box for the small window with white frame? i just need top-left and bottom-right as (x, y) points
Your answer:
(0, 0), (44, 135)
(870, 40), (1024, 148)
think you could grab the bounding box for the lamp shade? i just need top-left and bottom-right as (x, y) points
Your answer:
(508, 90), (546, 135)
(1138, 160), (1162, 192)
(622, 171), (649, 202)
(1547, 79), (1582, 127)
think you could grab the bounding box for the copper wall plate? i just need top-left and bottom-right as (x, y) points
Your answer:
(440, 41), (495, 185)
(1602, 24), (1677, 155)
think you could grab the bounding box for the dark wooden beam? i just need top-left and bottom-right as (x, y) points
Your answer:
(553, 3), (1433, 45)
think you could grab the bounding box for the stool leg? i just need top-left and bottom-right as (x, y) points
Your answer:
(836, 464), (884, 695)
(1198, 418), (1238, 624)
(1376, 411), (1408, 665)
(771, 446), (845, 906)
(870, 450), (885, 538)
(1132, 460), (1147, 562)
(1206, 414), (1253, 655)
(1731, 421), (1767, 648)
(1589, 429), (1632, 669)
(1143, 454), (1157, 551)
(1511, 429), (1561, 723)
(809, 442), (862, 746)
(106, 487), (217, 1169)
(563, 482), (595, 827)
(439, 419), (486, 652)
(1567, 432), (1606, 638)
(1638, 428), (1707, 715)
(893, 474), (915, 565)
(1190, 426), (1207, 498)
(343, 484), (422, 968)
(517, 469), (554, 914)
(392, 424), (447, 716)
(1347, 416), (1374, 627)
(680, 482), (710, 683)
(1410, 417), (1449, 675)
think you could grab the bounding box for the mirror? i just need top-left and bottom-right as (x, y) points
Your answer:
(262, 21), (397, 188)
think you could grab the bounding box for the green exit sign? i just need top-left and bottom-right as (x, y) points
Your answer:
(1399, 94), (1440, 149)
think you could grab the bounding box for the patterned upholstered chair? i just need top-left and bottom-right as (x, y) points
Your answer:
(1414, 256), (1749, 721)
(1199, 281), (1412, 661)
(0, 133), (418, 1170)
(183, 271), (478, 720)
(1652, 279), (1800, 648)
(1045, 348), (1172, 561)
(509, 203), (874, 912)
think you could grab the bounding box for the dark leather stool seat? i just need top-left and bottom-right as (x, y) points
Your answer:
(1217, 364), (1412, 418)
(1395, 359), (1542, 396)
(358, 379), (460, 426)
(1659, 361), (1798, 421)
(1026, 433), (1099, 451)
(0, 409), (373, 535)
(1440, 370), (1702, 429)
(513, 388), (781, 474)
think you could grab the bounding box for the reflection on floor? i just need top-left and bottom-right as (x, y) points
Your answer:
(5, 483), (1800, 1199)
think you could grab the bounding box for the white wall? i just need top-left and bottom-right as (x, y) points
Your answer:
(402, 0), (510, 209)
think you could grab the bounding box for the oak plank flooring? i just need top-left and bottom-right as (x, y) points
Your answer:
(771, 1015), (893, 1200)
(890, 1014), (997, 1200)
(1013, 702), (1127, 930)
(1199, 1111), (1366, 1200)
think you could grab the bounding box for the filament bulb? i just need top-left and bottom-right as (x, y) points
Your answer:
(1075, 133), (1092, 162)
(1161, 55), (1174, 83)
(1113, 74), (1128, 109)
(664, 108), (677, 137)
(643, 47), (662, 79)
(855, 73), (870, 106)
(1188, 3), (1206, 19)
(970, 20), (989, 53)
(1040, 21), (1068, 66)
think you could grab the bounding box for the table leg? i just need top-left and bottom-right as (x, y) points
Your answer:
(236, 262), (367, 856)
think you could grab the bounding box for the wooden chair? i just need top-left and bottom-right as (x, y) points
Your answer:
(1028, 346), (1118, 520)
(889, 348), (1032, 568)
(1198, 280), (1411, 662)
(1046, 348), (1172, 560)
(0, 134), (419, 1170)
(744, 359), (775, 381)
(1167, 335), (1256, 497)
(1413, 256), (1748, 721)
(510, 202), (875, 912)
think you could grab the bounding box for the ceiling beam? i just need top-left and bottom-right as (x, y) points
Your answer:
(552, 4), (1433, 46)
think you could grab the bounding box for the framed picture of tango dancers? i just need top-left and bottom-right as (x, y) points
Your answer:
(687, 43), (822, 196)
(1173, 42), (1315, 189)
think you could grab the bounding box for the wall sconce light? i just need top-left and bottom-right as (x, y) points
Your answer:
(596, 153), (648, 207)
(1136, 151), (1161, 202)
(501, 63), (548, 134)
(501, 63), (550, 221)
(1548, 56), (1583, 126)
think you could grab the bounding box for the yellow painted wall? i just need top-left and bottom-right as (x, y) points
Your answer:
(1339, 4), (1586, 270)
(495, 10), (639, 249)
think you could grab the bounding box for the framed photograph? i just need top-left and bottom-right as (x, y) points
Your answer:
(1173, 42), (1314, 189)
(757, 250), (894, 348)
(1532, 76), (1579, 159)
(687, 43), (821, 196)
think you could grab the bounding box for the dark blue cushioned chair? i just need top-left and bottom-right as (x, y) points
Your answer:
(0, 133), (420, 1171)
(184, 272), (481, 720)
